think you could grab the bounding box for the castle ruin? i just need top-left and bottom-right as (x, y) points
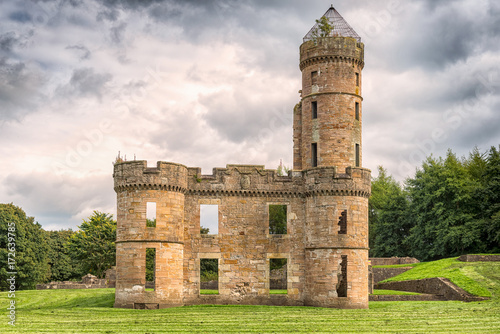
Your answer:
(113, 6), (371, 309)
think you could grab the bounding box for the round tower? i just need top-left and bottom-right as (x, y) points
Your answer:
(294, 6), (364, 171)
(113, 161), (187, 309)
(298, 6), (371, 309)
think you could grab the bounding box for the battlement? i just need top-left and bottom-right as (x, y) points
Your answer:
(113, 160), (188, 192)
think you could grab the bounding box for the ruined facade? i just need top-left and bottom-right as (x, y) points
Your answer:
(113, 6), (371, 309)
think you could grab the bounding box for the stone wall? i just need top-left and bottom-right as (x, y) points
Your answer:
(36, 274), (108, 290)
(375, 277), (488, 302)
(373, 267), (413, 284)
(458, 254), (500, 262)
(370, 257), (419, 266)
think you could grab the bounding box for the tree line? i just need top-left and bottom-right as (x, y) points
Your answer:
(370, 146), (500, 260)
(0, 206), (116, 290)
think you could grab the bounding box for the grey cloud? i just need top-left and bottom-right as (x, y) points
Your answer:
(58, 67), (112, 101)
(65, 44), (91, 60)
(110, 22), (127, 43)
(200, 89), (292, 143)
(8, 10), (33, 23)
(0, 32), (18, 53)
(0, 57), (44, 122)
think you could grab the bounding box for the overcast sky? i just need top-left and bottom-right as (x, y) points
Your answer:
(1, 0), (499, 230)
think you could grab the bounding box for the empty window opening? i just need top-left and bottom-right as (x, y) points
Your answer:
(355, 144), (360, 167)
(355, 73), (359, 87)
(270, 258), (287, 294)
(200, 204), (219, 234)
(311, 143), (318, 167)
(355, 102), (360, 121)
(200, 259), (218, 294)
(337, 255), (348, 297)
(145, 248), (156, 291)
(146, 202), (156, 227)
(311, 71), (318, 85)
(312, 101), (318, 119)
(269, 204), (287, 234)
(338, 210), (347, 235)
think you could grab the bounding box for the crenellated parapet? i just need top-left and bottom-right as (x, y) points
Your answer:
(113, 161), (188, 193)
(303, 167), (371, 198)
(299, 37), (364, 71)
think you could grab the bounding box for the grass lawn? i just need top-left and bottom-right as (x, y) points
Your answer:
(1, 259), (499, 333)
(200, 289), (219, 295)
(270, 289), (287, 294)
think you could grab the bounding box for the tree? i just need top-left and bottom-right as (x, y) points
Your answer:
(46, 230), (83, 282)
(405, 151), (481, 260)
(368, 166), (402, 255)
(0, 203), (50, 290)
(276, 162), (290, 177)
(66, 211), (116, 278)
(312, 16), (333, 38)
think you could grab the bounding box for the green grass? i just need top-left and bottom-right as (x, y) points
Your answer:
(270, 289), (287, 294)
(1, 259), (499, 333)
(371, 289), (421, 295)
(200, 289), (219, 295)
(381, 257), (500, 298)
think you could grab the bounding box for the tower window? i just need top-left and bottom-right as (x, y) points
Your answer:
(269, 204), (287, 234)
(355, 73), (359, 87)
(311, 143), (318, 167)
(200, 204), (219, 234)
(355, 144), (360, 167)
(311, 71), (318, 85)
(146, 248), (156, 291)
(337, 255), (348, 297)
(312, 101), (318, 119)
(338, 210), (347, 235)
(355, 102), (359, 121)
(146, 202), (156, 227)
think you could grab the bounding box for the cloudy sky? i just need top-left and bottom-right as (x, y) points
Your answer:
(1, 0), (499, 230)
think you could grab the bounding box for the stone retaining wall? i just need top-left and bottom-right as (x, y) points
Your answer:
(370, 257), (419, 266)
(458, 254), (500, 262)
(373, 267), (413, 284)
(375, 277), (488, 302)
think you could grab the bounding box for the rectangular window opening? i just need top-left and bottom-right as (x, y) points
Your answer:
(355, 73), (359, 87)
(311, 143), (318, 167)
(311, 71), (318, 85)
(338, 210), (347, 235)
(337, 255), (348, 297)
(355, 144), (360, 167)
(146, 202), (156, 227)
(200, 204), (219, 235)
(355, 102), (360, 121)
(145, 248), (156, 291)
(269, 204), (287, 235)
(311, 101), (318, 119)
(200, 258), (219, 294)
(270, 258), (287, 294)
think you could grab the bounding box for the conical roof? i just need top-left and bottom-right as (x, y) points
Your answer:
(303, 5), (361, 43)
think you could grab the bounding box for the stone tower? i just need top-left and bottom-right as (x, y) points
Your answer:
(296, 6), (370, 308)
(294, 6), (364, 171)
(113, 6), (370, 310)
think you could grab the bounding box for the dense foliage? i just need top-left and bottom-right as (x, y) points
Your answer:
(66, 211), (116, 278)
(0, 203), (50, 290)
(370, 146), (500, 260)
(46, 229), (84, 281)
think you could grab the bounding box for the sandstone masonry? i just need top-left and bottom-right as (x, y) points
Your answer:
(113, 6), (371, 309)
